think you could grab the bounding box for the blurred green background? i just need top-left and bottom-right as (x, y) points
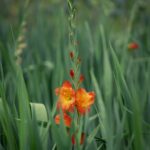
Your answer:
(0, 0), (150, 150)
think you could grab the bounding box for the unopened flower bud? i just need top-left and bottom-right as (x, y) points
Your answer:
(77, 57), (81, 64)
(70, 69), (75, 78)
(79, 74), (84, 83)
(70, 51), (74, 59)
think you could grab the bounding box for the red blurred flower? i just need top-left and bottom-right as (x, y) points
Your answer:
(128, 42), (139, 50)
(55, 113), (72, 127)
(75, 88), (95, 114)
(55, 81), (75, 112)
(72, 132), (85, 145)
(70, 69), (75, 78)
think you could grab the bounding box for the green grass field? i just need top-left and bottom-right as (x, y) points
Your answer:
(0, 0), (150, 149)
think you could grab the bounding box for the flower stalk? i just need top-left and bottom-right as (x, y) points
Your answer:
(54, 0), (95, 146)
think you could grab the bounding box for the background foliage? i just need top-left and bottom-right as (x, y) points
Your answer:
(0, 0), (150, 149)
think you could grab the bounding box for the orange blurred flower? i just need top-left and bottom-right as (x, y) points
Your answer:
(72, 132), (85, 145)
(55, 81), (75, 112)
(128, 42), (139, 50)
(55, 113), (72, 127)
(75, 88), (95, 114)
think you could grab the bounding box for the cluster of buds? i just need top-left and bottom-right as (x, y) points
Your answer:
(69, 51), (84, 88)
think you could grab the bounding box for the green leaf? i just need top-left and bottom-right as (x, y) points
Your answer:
(90, 70), (107, 139)
(87, 125), (100, 144)
(30, 103), (48, 123)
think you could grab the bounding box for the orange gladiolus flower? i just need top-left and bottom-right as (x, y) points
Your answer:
(55, 81), (75, 112)
(55, 113), (72, 127)
(75, 88), (95, 114)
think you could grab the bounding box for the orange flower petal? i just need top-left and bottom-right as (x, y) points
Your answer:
(55, 114), (60, 124)
(55, 113), (72, 127)
(57, 99), (75, 112)
(75, 88), (95, 114)
(55, 81), (75, 112)
(62, 81), (72, 88)
(55, 88), (60, 95)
